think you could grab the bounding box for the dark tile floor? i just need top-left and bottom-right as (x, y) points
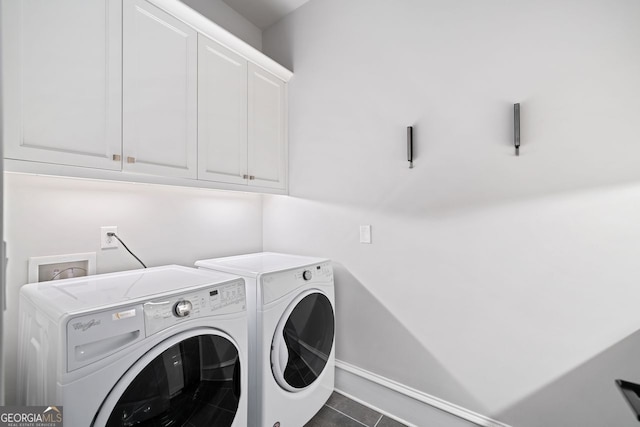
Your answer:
(305, 391), (408, 427)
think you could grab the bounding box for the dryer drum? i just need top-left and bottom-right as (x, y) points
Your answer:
(104, 334), (241, 427)
(277, 293), (335, 390)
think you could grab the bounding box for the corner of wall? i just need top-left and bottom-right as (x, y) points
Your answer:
(178, 0), (262, 50)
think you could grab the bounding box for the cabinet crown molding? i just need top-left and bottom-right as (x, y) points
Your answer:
(147, 0), (293, 82)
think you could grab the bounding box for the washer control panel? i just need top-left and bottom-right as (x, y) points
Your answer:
(144, 279), (245, 336)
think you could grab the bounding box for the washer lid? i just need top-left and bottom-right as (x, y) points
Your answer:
(195, 252), (329, 278)
(20, 265), (242, 320)
(94, 329), (242, 427)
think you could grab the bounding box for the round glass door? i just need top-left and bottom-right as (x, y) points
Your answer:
(102, 334), (241, 427)
(271, 291), (334, 392)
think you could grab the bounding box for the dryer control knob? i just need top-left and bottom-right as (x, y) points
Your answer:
(174, 300), (192, 317)
(302, 270), (312, 281)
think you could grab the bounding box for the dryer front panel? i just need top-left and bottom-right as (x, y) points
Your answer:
(94, 331), (242, 427)
(271, 290), (335, 392)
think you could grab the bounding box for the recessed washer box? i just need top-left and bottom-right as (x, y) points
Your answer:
(28, 252), (96, 283)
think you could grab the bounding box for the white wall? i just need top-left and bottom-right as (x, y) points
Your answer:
(2, 173), (263, 404)
(262, 0), (640, 425)
(0, 13), (4, 404)
(179, 0), (262, 50)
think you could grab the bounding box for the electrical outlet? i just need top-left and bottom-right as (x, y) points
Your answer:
(101, 226), (118, 249)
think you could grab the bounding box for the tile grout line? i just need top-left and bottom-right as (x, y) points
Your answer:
(326, 395), (384, 426)
(324, 405), (372, 427)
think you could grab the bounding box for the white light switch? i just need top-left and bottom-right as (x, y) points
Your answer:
(359, 225), (372, 244)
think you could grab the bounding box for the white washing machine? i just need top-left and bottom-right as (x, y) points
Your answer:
(195, 252), (335, 427)
(18, 265), (248, 427)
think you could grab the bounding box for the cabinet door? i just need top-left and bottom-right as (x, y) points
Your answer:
(1, 0), (122, 170)
(197, 35), (248, 185)
(248, 64), (287, 190)
(123, 0), (197, 179)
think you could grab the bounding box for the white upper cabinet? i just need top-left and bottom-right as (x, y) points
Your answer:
(123, 0), (198, 179)
(2, 0), (292, 193)
(248, 64), (287, 190)
(198, 36), (288, 190)
(198, 35), (248, 185)
(1, 0), (122, 170)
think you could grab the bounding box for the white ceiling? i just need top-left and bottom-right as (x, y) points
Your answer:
(222, 0), (311, 30)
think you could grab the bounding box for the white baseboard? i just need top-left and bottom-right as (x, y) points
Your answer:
(334, 360), (513, 427)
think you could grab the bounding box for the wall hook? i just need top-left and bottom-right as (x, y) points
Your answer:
(514, 103), (521, 156)
(407, 126), (414, 168)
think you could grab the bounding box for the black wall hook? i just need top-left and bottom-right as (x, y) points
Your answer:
(407, 126), (414, 168)
(514, 103), (521, 156)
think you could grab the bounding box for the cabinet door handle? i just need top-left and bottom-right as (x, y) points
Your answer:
(249, 175), (255, 180)
(127, 156), (136, 164)
(112, 154), (121, 161)
(242, 174), (249, 179)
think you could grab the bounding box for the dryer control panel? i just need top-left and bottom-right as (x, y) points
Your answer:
(261, 262), (333, 305)
(143, 279), (246, 336)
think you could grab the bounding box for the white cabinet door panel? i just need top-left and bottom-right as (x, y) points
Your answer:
(123, 0), (197, 178)
(1, 0), (122, 170)
(197, 35), (248, 185)
(248, 64), (286, 189)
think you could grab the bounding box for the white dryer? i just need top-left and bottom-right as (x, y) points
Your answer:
(18, 265), (248, 427)
(195, 252), (335, 427)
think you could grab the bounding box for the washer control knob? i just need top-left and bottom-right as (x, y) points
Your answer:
(174, 300), (192, 317)
(302, 270), (312, 281)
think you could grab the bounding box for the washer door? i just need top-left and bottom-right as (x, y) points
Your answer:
(271, 290), (335, 392)
(93, 329), (241, 427)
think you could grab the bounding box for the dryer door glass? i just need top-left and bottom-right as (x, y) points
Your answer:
(104, 334), (241, 427)
(273, 292), (334, 390)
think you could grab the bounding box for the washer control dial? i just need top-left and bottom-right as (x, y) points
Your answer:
(302, 270), (312, 281)
(173, 300), (192, 317)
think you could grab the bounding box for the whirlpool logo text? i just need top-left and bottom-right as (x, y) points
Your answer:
(72, 318), (101, 332)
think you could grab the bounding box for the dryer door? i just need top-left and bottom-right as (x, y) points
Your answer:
(93, 329), (241, 427)
(271, 290), (335, 392)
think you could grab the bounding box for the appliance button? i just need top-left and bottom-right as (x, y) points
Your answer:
(173, 300), (192, 317)
(302, 270), (312, 281)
